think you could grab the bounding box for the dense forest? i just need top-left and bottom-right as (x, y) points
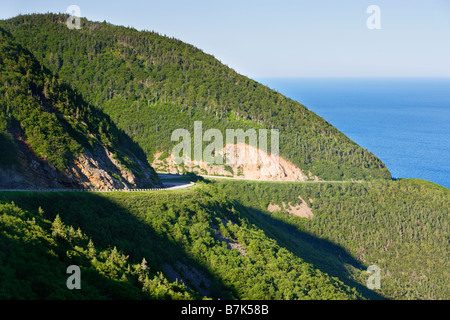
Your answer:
(0, 13), (391, 181)
(0, 27), (159, 187)
(0, 185), (363, 300)
(1, 178), (447, 300)
(0, 13), (448, 301)
(0, 200), (196, 299)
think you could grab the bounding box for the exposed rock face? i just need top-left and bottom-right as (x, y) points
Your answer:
(0, 132), (159, 190)
(68, 146), (159, 190)
(152, 143), (318, 181)
(163, 262), (212, 298)
(267, 196), (314, 219)
(69, 148), (133, 190)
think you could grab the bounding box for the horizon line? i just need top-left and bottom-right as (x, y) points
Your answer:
(254, 76), (450, 79)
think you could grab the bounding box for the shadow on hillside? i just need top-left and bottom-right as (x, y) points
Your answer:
(0, 233), (158, 299)
(0, 192), (234, 300)
(1, 190), (386, 300)
(230, 200), (387, 300)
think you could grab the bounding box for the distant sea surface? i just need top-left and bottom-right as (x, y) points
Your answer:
(257, 78), (450, 188)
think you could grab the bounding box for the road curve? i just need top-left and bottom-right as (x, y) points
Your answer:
(0, 181), (195, 193)
(0, 173), (361, 193)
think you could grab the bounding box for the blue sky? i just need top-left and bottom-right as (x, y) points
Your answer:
(2, 0), (450, 78)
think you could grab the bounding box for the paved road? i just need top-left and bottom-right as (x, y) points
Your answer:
(158, 172), (359, 183)
(198, 174), (357, 183)
(0, 173), (360, 193)
(0, 180), (194, 193)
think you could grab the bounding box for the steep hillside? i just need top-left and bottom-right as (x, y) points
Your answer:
(0, 28), (160, 189)
(2, 178), (447, 300)
(152, 143), (319, 181)
(217, 179), (449, 300)
(1, 12), (447, 303)
(0, 13), (391, 181)
(0, 200), (196, 299)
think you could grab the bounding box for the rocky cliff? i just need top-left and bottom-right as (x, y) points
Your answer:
(0, 128), (159, 190)
(152, 143), (319, 181)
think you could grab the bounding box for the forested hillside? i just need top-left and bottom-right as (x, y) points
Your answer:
(0, 200), (197, 299)
(1, 178), (447, 300)
(0, 27), (159, 189)
(0, 13), (391, 181)
(0, 186), (362, 300)
(217, 179), (449, 300)
(0, 13), (447, 302)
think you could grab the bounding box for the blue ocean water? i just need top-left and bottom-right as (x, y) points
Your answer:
(257, 78), (450, 188)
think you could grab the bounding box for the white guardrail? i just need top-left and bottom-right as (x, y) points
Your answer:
(0, 182), (194, 192)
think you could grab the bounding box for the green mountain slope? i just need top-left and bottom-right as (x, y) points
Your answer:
(216, 179), (449, 300)
(0, 13), (391, 181)
(1, 178), (447, 300)
(0, 13), (447, 302)
(0, 200), (197, 299)
(0, 28), (159, 189)
(0, 185), (363, 300)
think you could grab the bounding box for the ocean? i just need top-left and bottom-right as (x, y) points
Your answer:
(257, 78), (450, 188)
